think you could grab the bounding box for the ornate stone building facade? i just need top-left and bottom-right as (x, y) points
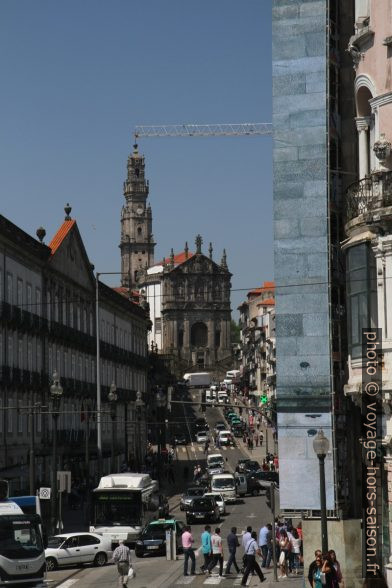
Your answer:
(120, 144), (155, 290)
(140, 236), (232, 372)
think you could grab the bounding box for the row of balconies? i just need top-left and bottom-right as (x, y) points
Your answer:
(1, 302), (148, 369)
(0, 367), (48, 390)
(0, 366), (138, 401)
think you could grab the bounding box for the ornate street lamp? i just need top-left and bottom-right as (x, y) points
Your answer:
(50, 371), (63, 534)
(135, 391), (145, 470)
(313, 429), (330, 553)
(108, 382), (118, 472)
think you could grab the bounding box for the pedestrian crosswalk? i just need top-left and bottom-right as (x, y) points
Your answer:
(175, 575), (250, 586)
(178, 446), (235, 454)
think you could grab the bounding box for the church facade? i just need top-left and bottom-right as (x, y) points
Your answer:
(120, 145), (232, 371)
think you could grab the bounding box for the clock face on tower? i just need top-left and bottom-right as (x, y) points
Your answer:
(136, 206), (144, 216)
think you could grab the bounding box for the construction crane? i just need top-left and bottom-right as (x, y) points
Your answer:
(134, 122), (272, 139)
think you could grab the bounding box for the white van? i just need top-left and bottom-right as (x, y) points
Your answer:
(206, 389), (217, 405)
(218, 430), (234, 446)
(218, 391), (228, 404)
(211, 473), (236, 503)
(206, 453), (225, 475)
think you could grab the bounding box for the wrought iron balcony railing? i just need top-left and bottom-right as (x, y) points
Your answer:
(345, 171), (392, 222)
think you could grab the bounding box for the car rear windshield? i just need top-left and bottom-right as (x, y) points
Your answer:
(191, 499), (214, 511)
(186, 488), (204, 496)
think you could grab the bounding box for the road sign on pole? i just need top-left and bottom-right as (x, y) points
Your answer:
(39, 487), (51, 500)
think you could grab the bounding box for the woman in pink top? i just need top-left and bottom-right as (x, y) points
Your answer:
(182, 525), (196, 576)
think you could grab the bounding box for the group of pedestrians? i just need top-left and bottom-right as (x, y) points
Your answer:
(182, 524), (266, 585)
(307, 549), (343, 587)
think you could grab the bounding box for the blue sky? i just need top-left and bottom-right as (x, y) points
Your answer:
(0, 0), (272, 315)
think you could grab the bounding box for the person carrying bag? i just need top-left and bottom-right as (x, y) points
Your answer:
(240, 531), (266, 586)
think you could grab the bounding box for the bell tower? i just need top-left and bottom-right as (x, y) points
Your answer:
(120, 143), (155, 289)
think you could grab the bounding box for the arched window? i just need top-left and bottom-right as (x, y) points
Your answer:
(191, 322), (207, 348)
(355, 82), (375, 177)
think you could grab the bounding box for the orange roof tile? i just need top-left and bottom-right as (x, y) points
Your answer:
(154, 251), (195, 267)
(112, 286), (140, 299)
(257, 298), (275, 306)
(248, 281), (275, 298)
(49, 220), (76, 255)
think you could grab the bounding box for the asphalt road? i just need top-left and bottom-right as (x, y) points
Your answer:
(44, 391), (288, 588)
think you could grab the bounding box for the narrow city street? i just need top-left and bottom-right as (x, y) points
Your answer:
(44, 392), (293, 588)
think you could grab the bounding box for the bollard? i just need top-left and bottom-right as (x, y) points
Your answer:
(165, 529), (172, 560)
(171, 527), (177, 560)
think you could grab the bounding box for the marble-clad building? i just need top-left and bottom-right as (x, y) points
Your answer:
(273, 0), (362, 584)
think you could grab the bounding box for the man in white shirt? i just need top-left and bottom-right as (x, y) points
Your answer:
(242, 526), (253, 549)
(241, 532), (266, 586)
(207, 528), (224, 576)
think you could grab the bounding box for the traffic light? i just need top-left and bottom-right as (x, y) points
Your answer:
(260, 394), (268, 404)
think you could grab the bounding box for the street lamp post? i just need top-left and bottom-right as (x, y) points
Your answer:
(135, 391), (145, 470)
(50, 371), (63, 535)
(108, 382), (118, 472)
(313, 429), (330, 554)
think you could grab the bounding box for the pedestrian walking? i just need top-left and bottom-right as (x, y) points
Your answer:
(255, 434), (259, 448)
(278, 530), (291, 578)
(242, 526), (252, 549)
(307, 550), (322, 586)
(328, 550), (343, 587)
(241, 531), (266, 586)
(200, 525), (212, 573)
(182, 525), (196, 576)
(259, 431), (264, 446)
(225, 526), (240, 575)
(207, 527), (224, 576)
(290, 528), (302, 574)
(258, 524), (272, 568)
(274, 454), (279, 472)
(112, 540), (132, 587)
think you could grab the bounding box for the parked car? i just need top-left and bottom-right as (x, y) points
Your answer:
(45, 533), (112, 571)
(203, 492), (226, 515)
(196, 431), (209, 444)
(135, 519), (185, 557)
(185, 496), (220, 524)
(180, 487), (205, 510)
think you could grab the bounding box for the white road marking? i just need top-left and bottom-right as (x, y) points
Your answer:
(182, 447), (186, 453)
(56, 580), (79, 588)
(230, 446), (235, 450)
(203, 576), (223, 584)
(233, 577), (250, 585)
(176, 577), (195, 584)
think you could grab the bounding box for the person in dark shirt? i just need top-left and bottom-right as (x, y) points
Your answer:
(225, 527), (240, 575)
(308, 549), (322, 586)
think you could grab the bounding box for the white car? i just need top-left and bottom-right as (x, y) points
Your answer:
(203, 492), (226, 515)
(196, 431), (209, 443)
(45, 532), (112, 571)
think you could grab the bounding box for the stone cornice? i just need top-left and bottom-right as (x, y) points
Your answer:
(369, 91), (392, 110)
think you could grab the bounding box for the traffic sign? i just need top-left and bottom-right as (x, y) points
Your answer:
(39, 487), (51, 500)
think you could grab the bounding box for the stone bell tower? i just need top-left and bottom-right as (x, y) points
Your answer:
(120, 143), (155, 289)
